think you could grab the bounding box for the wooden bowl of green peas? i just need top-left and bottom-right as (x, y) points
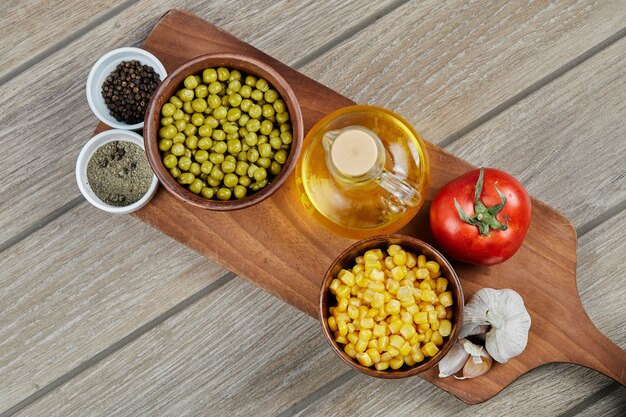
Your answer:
(144, 53), (304, 210)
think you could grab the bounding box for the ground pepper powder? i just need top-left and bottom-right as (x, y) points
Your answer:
(86, 141), (153, 206)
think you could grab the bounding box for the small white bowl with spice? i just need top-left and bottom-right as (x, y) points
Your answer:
(76, 129), (159, 214)
(86, 47), (167, 130)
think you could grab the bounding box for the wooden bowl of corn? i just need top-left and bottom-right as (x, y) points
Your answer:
(319, 234), (464, 378)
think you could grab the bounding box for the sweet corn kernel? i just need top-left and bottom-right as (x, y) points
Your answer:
(414, 311), (428, 325)
(380, 352), (394, 362)
(417, 255), (427, 268)
(347, 323), (356, 334)
(389, 319), (403, 334)
(399, 341), (412, 356)
(367, 348), (381, 363)
(387, 245), (402, 256)
(374, 249), (384, 259)
(439, 291), (453, 307)
(397, 286), (413, 302)
(344, 343), (357, 358)
(350, 286), (359, 296)
(408, 333), (420, 346)
(365, 260), (382, 270)
(401, 311), (413, 324)
(416, 268), (430, 280)
(387, 346), (400, 357)
(393, 250), (407, 266)
(373, 324), (386, 338)
(368, 339), (378, 349)
(404, 355), (416, 367)
(424, 329), (433, 343)
(384, 256), (395, 270)
(329, 279), (341, 294)
(359, 329), (372, 341)
(423, 279), (437, 291)
(355, 339), (368, 352)
(359, 306), (369, 317)
(369, 268), (385, 282)
(355, 256), (364, 264)
(386, 299), (401, 315)
(390, 335), (405, 349)
(417, 334), (426, 342)
(420, 302), (435, 312)
(336, 285), (351, 299)
(360, 317), (375, 329)
(364, 250), (378, 262)
(347, 305), (359, 320)
(446, 307), (454, 320)
(422, 341), (439, 357)
(411, 347), (425, 363)
(435, 304), (447, 319)
(366, 308), (379, 318)
(378, 335), (389, 351)
(335, 312), (350, 323)
(386, 279), (400, 295)
(412, 288), (423, 300)
(406, 252), (417, 268)
(347, 332), (359, 345)
(355, 272), (369, 287)
(439, 319), (452, 337)
(419, 280), (432, 291)
(391, 266), (405, 280)
(356, 352), (373, 367)
(431, 319), (440, 331)
(337, 297), (348, 312)
(421, 289), (437, 303)
(375, 361), (389, 371)
(430, 269), (441, 279)
(425, 261), (440, 275)
(329, 307), (336, 316)
(348, 297), (361, 307)
(371, 292), (385, 310)
(368, 281), (386, 293)
(352, 264), (364, 275)
(436, 278), (448, 293)
(406, 304), (419, 315)
(383, 292), (392, 303)
(400, 323), (417, 339)
(431, 330), (444, 346)
(328, 316), (338, 331)
(389, 357), (404, 370)
(418, 323), (430, 333)
(363, 289), (375, 304)
(428, 311), (438, 325)
(335, 335), (347, 344)
(337, 320), (348, 336)
(338, 269), (355, 286)
(405, 269), (416, 282)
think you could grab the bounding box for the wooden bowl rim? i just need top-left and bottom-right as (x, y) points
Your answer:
(144, 52), (304, 211)
(319, 234), (464, 378)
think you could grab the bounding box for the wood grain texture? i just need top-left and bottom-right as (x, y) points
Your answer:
(301, 0), (626, 144)
(579, 386), (626, 417)
(0, 0), (129, 79)
(126, 11), (624, 403)
(447, 38), (626, 232)
(17, 279), (336, 417)
(0, 203), (227, 411)
(0, 0), (396, 243)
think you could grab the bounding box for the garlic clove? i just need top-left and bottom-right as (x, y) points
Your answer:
(455, 349), (493, 379)
(438, 339), (470, 378)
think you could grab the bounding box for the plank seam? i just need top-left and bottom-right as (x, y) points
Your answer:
(0, 0), (140, 86)
(0, 272), (237, 417)
(558, 382), (621, 417)
(438, 26), (626, 150)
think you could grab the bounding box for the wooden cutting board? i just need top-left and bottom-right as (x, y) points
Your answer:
(92, 9), (626, 404)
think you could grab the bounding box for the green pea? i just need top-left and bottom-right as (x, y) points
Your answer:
(238, 114), (250, 127)
(170, 166), (181, 178)
(244, 132), (258, 147)
(249, 104), (262, 119)
(173, 133), (186, 144)
(259, 120), (273, 135)
(210, 166), (224, 180)
(183, 101), (194, 114)
(163, 154), (178, 168)
(198, 137), (213, 150)
(251, 89), (263, 101)
(195, 84), (209, 98)
(273, 99), (286, 113)
(246, 119), (261, 133)
(189, 179), (203, 194)
(228, 69), (241, 81)
(184, 75), (198, 89)
(247, 148), (260, 162)
(159, 139), (173, 152)
(207, 176), (221, 187)
(276, 112), (290, 124)
(178, 172), (195, 184)
(247, 164), (258, 178)
(264, 89), (278, 103)
(172, 119), (185, 132)
(262, 104), (275, 118)
(267, 160), (281, 175)
(227, 108), (241, 122)
(162, 103), (176, 117)
(233, 185), (247, 199)
(201, 161), (214, 174)
(237, 151), (248, 161)
(238, 175), (252, 187)
(190, 162), (201, 176)
(280, 131), (292, 144)
(274, 149), (288, 164)
(198, 125), (212, 138)
(183, 113), (191, 122)
(209, 152), (224, 165)
(173, 109), (185, 121)
(171, 143), (185, 156)
(253, 166), (268, 182)
(213, 106), (228, 120)
(269, 128), (280, 138)
(240, 99), (253, 112)
(257, 134), (268, 145)
(268, 136), (282, 150)
(200, 187), (214, 199)
(245, 75), (257, 86)
(179, 88), (194, 102)
(227, 80), (241, 92)
(223, 173), (239, 188)
(191, 113), (205, 126)
(221, 95), (229, 106)
(183, 124), (197, 136)
(214, 141), (227, 154)
(227, 139), (242, 155)
(223, 122), (238, 134)
(178, 156), (192, 171)
(255, 178), (268, 189)
(258, 143), (272, 158)
(191, 98), (207, 113)
(235, 161), (249, 176)
(224, 155), (236, 163)
(207, 94), (221, 109)
(170, 96), (183, 108)
(185, 148), (192, 158)
(208, 81), (222, 95)
(217, 187), (232, 200)
(257, 157), (271, 169)
(159, 125), (177, 139)
(195, 149), (209, 163)
(205, 116), (219, 128)
(203, 68), (218, 83)
(217, 67), (230, 81)
(240, 85), (252, 98)
(221, 160), (236, 174)
(226, 132), (239, 141)
(241, 143), (250, 152)
(255, 78), (269, 92)
(212, 129), (226, 141)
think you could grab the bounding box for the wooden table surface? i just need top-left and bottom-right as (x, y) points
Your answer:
(0, 1), (624, 416)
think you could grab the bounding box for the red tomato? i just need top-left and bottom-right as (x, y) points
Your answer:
(429, 168), (531, 265)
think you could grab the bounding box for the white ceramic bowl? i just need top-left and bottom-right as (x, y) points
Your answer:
(76, 129), (159, 214)
(86, 47), (167, 130)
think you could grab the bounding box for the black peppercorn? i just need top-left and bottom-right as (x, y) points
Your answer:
(101, 60), (161, 124)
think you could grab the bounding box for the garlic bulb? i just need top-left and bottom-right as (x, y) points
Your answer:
(438, 339), (468, 377)
(460, 288), (531, 363)
(438, 339), (492, 379)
